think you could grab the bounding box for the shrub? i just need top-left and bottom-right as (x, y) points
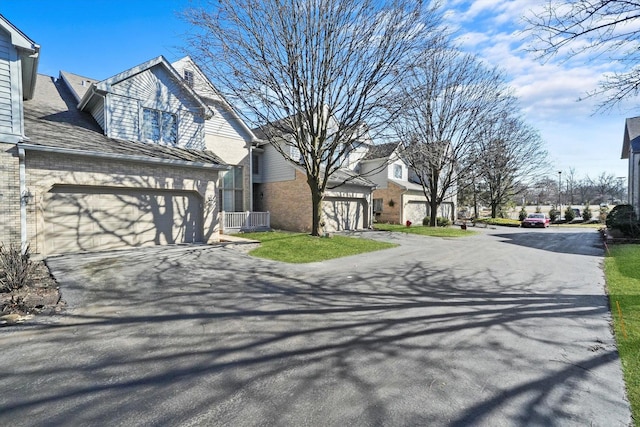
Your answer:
(0, 244), (37, 293)
(548, 206), (560, 222)
(606, 204), (639, 236)
(518, 206), (528, 221)
(475, 217), (521, 227)
(422, 216), (451, 227)
(582, 204), (592, 222)
(437, 217), (451, 227)
(564, 206), (575, 222)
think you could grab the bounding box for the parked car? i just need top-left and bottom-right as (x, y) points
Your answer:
(521, 213), (550, 228)
(572, 208), (581, 217)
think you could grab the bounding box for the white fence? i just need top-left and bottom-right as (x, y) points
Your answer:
(222, 211), (270, 233)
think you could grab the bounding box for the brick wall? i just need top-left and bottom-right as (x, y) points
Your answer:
(373, 181), (405, 224)
(0, 143), (20, 247)
(23, 150), (221, 255)
(256, 169), (313, 232)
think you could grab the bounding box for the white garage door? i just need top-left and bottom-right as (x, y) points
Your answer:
(322, 197), (365, 232)
(44, 186), (203, 255)
(405, 201), (428, 225)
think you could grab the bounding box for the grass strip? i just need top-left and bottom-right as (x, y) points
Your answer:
(373, 223), (476, 237)
(244, 231), (397, 263)
(604, 244), (640, 422)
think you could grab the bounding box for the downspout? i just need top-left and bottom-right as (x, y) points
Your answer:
(18, 147), (27, 253)
(249, 143), (254, 211)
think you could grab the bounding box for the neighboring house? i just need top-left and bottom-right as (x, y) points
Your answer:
(360, 142), (457, 225)
(0, 15), (265, 256)
(622, 116), (640, 215)
(171, 57), (259, 214)
(252, 122), (376, 232)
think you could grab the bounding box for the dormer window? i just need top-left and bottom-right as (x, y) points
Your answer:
(142, 108), (177, 145)
(184, 70), (194, 88)
(393, 164), (402, 179)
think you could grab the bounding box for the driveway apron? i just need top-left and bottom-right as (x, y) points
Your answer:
(0, 228), (631, 426)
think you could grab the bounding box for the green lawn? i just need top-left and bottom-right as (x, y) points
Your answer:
(373, 223), (477, 237)
(243, 231), (398, 263)
(604, 244), (640, 422)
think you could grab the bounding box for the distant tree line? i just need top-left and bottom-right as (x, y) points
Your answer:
(459, 168), (627, 217)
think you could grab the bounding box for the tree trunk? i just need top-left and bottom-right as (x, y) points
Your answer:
(309, 181), (324, 237)
(491, 203), (498, 218)
(429, 186), (439, 227)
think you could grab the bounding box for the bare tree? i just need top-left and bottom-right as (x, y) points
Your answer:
(475, 116), (549, 218)
(183, 0), (443, 235)
(526, 0), (640, 109)
(392, 46), (510, 226)
(588, 172), (619, 203)
(564, 167), (579, 205)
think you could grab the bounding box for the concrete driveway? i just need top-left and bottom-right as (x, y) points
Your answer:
(0, 228), (631, 426)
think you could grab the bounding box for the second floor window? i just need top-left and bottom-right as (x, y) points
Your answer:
(184, 70), (194, 88)
(393, 164), (402, 179)
(252, 154), (260, 174)
(142, 108), (177, 145)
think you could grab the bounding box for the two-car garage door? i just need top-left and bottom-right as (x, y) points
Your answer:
(44, 186), (202, 255)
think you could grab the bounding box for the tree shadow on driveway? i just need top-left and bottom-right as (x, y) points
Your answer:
(0, 244), (630, 426)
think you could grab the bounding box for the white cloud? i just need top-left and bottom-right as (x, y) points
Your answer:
(441, 0), (630, 179)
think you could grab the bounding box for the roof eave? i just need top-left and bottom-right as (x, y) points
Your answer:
(18, 143), (230, 171)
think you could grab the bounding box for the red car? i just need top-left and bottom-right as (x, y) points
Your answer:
(521, 213), (550, 228)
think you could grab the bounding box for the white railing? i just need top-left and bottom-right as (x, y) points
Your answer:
(222, 211), (271, 232)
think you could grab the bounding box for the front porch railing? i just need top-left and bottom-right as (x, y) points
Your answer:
(222, 211), (271, 233)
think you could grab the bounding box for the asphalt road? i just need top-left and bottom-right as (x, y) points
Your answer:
(0, 227), (631, 426)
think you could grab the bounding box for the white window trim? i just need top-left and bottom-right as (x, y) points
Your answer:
(140, 106), (179, 146)
(393, 164), (403, 179)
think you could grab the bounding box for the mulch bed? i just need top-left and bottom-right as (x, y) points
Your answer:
(0, 261), (64, 324)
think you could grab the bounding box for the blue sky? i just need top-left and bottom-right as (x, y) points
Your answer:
(1, 0), (630, 181)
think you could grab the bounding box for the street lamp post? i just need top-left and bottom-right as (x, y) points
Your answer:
(558, 171), (562, 218)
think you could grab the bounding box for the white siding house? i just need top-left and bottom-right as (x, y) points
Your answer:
(622, 117), (640, 215)
(76, 57), (212, 150)
(0, 15), (39, 143)
(171, 57), (260, 214)
(361, 142), (457, 225)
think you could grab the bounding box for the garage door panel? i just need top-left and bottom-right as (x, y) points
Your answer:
(45, 187), (203, 255)
(322, 197), (365, 232)
(405, 201), (428, 225)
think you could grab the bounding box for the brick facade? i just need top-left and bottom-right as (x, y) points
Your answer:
(0, 143), (20, 247)
(373, 181), (406, 224)
(22, 150), (220, 256)
(255, 169), (313, 232)
(255, 168), (372, 232)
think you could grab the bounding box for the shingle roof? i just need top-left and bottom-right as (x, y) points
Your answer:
(59, 71), (96, 103)
(22, 74), (226, 167)
(362, 142), (398, 160)
(328, 166), (376, 188)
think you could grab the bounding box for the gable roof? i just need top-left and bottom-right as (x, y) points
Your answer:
(0, 14), (40, 99)
(622, 116), (640, 159)
(59, 71), (97, 103)
(362, 142), (399, 161)
(171, 56), (259, 143)
(22, 74), (227, 169)
(77, 56), (213, 118)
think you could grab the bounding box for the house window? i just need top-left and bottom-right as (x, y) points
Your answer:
(184, 70), (194, 88)
(393, 164), (402, 179)
(373, 198), (383, 213)
(221, 166), (244, 211)
(252, 154), (260, 175)
(142, 108), (177, 145)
